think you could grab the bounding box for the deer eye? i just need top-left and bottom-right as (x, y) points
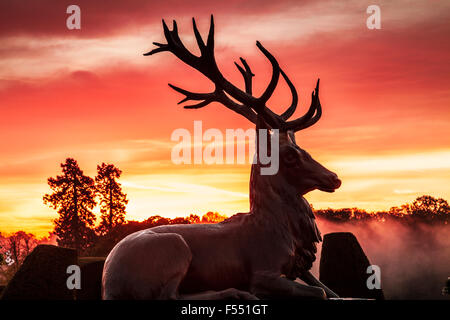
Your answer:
(284, 149), (298, 164)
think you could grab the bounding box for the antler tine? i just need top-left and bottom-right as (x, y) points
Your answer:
(161, 19), (171, 41)
(256, 41), (280, 104)
(293, 99), (321, 130)
(234, 53), (298, 124)
(156, 19), (201, 68)
(143, 42), (169, 56)
(166, 19), (183, 48)
(172, 20), (178, 33)
(235, 57), (254, 95)
(235, 43), (296, 121)
(168, 84), (215, 105)
(168, 84), (257, 122)
(192, 18), (206, 51)
(219, 99), (257, 123)
(285, 79), (321, 131)
(279, 69), (298, 120)
(143, 19), (190, 58)
(146, 16), (256, 107)
(206, 15), (215, 54)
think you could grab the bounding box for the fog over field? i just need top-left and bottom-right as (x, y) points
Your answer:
(312, 218), (450, 299)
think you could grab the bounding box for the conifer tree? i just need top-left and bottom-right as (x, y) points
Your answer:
(95, 163), (128, 235)
(44, 158), (96, 253)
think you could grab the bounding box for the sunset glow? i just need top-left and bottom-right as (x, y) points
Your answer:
(1, 0), (449, 237)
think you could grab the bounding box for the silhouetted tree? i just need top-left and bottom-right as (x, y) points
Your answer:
(43, 158), (96, 253)
(187, 214), (201, 224)
(201, 211), (227, 223)
(315, 208), (354, 222)
(19, 231), (37, 256)
(0, 232), (5, 265)
(7, 232), (24, 272)
(144, 215), (171, 226)
(0, 232), (52, 282)
(410, 195), (449, 223)
(0, 231), (38, 272)
(388, 204), (410, 218)
(170, 217), (190, 224)
(95, 163), (128, 235)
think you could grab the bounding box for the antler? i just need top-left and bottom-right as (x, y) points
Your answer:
(144, 15), (321, 132)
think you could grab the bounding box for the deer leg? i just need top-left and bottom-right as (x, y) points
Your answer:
(180, 288), (258, 300)
(103, 231), (192, 300)
(250, 271), (326, 300)
(300, 271), (339, 298)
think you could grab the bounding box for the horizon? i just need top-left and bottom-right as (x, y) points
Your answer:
(1, 0), (450, 237)
(1, 187), (446, 238)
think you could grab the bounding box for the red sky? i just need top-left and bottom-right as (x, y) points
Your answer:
(1, 0), (449, 236)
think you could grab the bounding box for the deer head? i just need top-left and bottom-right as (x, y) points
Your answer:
(144, 15), (341, 196)
(277, 130), (341, 195)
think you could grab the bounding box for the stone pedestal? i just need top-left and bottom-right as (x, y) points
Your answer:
(1, 245), (77, 300)
(319, 232), (384, 300)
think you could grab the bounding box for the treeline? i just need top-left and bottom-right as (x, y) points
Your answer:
(85, 211), (227, 257)
(0, 212), (226, 282)
(315, 195), (449, 224)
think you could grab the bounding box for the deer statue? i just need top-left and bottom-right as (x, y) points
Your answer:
(102, 16), (342, 300)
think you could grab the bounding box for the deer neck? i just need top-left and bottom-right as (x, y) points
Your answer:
(249, 164), (310, 228)
(247, 163), (321, 273)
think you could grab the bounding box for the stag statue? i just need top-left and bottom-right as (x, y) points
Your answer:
(102, 16), (342, 300)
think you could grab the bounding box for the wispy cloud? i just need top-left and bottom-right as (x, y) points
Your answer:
(122, 181), (248, 198)
(330, 150), (450, 175)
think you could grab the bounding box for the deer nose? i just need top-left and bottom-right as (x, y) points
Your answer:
(331, 174), (341, 189)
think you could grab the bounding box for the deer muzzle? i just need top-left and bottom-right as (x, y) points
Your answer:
(318, 172), (341, 193)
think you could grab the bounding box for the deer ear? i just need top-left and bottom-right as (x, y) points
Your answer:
(256, 115), (270, 131)
(256, 115), (272, 161)
(278, 131), (289, 145)
(287, 131), (297, 144)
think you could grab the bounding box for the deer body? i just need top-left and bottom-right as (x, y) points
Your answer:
(103, 154), (339, 299)
(102, 16), (341, 300)
(103, 167), (327, 299)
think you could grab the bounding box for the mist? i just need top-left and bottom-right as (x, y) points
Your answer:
(310, 218), (449, 299)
